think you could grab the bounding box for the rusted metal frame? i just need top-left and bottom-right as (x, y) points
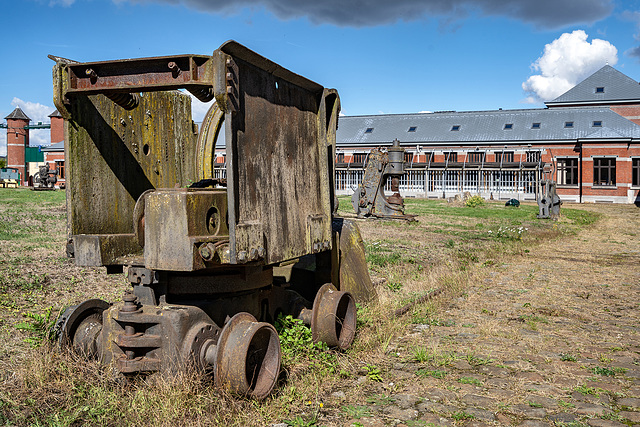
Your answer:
(223, 48), (330, 266)
(64, 54), (214, 94)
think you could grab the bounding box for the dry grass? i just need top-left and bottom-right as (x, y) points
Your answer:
(0, 190), (601, 426)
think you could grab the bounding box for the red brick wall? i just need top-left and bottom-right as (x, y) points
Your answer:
(50, 116), (64, 143)
(611, 105), (640, 125)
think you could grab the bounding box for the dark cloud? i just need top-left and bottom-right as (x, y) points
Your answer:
(131, 0), (614, 29)
(627, 46), (640, 59)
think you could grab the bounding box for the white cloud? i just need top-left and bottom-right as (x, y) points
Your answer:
(11, 98), (55, 126)
(49, 0), (76, 6)
(522, 30), (618, 103)
(11, 98), (55, 147)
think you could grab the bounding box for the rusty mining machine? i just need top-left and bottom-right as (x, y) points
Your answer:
(51, 41), (375, 399)
(351, 139), (416, 220)
(537, 164), (562, 219)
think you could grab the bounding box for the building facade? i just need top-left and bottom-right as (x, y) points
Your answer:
(6, 66), (640, 202)
(40, 110), (66, 187)
(335, 66), (640, 204)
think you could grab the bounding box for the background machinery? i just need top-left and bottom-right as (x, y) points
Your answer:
(537, 163), (562, 219)
(351, 139), (416, 220)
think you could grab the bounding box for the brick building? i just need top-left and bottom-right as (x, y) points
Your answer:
(40, 109), (66, 187)
(4, 107), (30, 185)
(8, 65), (640, 202)
(335, 65), (640, 203)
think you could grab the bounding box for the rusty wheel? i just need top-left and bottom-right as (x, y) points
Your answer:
(311, 283), (356, 350)
(55, 299), (110, 359)
(214, 312), (281, 399)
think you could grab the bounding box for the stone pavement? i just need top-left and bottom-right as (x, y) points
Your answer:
(332, 204), (640, 426)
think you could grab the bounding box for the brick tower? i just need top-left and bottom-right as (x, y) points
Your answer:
(5, 107), (30, 185)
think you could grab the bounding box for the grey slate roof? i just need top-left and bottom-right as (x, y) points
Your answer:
(547, 65), (640, 106)
(40, 141), (64, 152)
(48, 109), (62, 118)
(4, 107), (31, 121)
(336, 106), (640, 147)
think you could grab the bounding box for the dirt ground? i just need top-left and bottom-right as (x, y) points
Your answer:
(324, 203), (640, 426)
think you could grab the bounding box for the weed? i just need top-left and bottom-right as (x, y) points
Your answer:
(14, 306), (57, 347)
(275, 314), (334, 368)
(416, 369), (446, 379)
(386, 281), (403, 292)
(557, 400), (575, 408)
(598, 354), (613, 363)
(591, 366), (616, 376)
(465, 195), (485, 208)
(560, 353), (578, 362)
(342, 405), (372, 419)
(591, 366), (627, 376)
(466, 354), (494, 366)
(458, 377), (483, 386)
(451, 411), (474, 420)
(528, 401), (542, 408)
(366, 395), (395, 405)
(365, 365), (383, 382)
(574, 385), (605, 396)
(411, 347), (431, 363)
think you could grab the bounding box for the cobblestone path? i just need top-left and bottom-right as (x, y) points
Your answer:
(335, 204), (640, 426)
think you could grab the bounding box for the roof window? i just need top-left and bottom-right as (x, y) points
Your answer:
(504, 123), (513, 130)
(593, 120), (602, 127)
(564, 121), (574, 128)
(531, 122), (540, 129)
(364, 127), (374, 134)
(595, 87), (605, 93)
(408, 126), (417, 132)
(451, 125), (460, 131)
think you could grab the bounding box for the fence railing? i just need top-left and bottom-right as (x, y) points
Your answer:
(214, 165), (540, 200)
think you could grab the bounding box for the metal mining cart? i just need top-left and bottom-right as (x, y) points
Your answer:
(51, 41), (374, 399)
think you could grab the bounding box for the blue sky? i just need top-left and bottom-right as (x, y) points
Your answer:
(2, 0), (640, 155)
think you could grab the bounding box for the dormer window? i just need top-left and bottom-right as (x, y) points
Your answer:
(595, 87), (605, 93)
(593, 120), (602, 127)
(364, 127), (374, 134)
(408, 126), (417, 132)
(565, 121), (574, 128)
(451, 125), (460, 131)
(504, 123), (513, 130)
(531, 123), (540, 129)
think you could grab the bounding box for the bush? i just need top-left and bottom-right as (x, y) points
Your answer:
(465, 195), (485, 208)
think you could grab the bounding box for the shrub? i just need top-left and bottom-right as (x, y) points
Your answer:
(465, 195), (485, 208)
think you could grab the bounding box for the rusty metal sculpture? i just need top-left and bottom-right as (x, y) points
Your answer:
(351, 139), (416, 220)
(51, 41), (373, 399)
(537, 164), (562, 219)
(33, 164), (58, 189)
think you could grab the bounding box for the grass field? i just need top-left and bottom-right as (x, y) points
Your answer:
(0, 189), (599, 426)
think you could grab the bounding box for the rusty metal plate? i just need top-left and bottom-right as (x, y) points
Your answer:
(220, 42), (334, 265)
(65, 91), (197, 238)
